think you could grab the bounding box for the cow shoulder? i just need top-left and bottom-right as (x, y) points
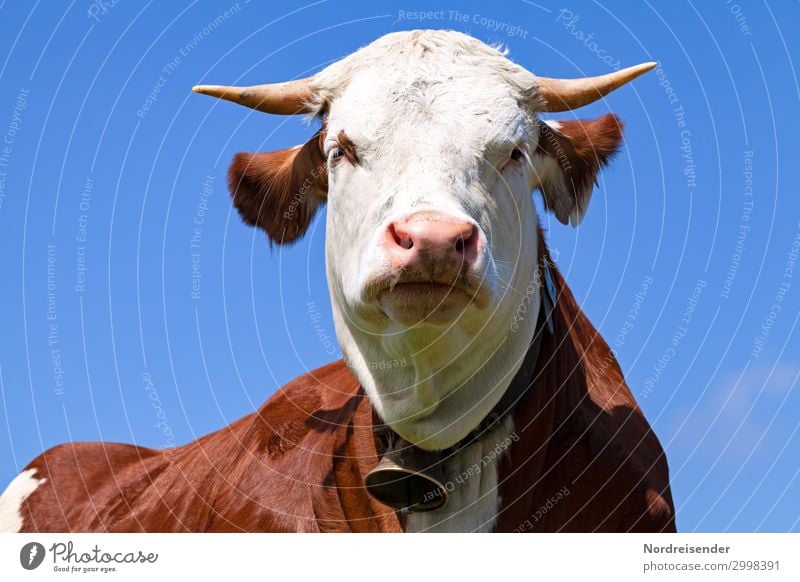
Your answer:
(250, 359), (362, 453)
(549, 264), (675, 531)
(223, 360), (387, 532)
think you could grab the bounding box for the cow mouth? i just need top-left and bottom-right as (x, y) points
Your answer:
(364, 275), (490, 326)
(384, 281), (472, 301)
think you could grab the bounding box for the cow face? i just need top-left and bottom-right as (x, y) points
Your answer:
(199, 30), (648, 449)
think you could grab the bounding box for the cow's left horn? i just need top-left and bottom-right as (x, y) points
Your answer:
(535, 62), (656, 112)
(192, 77), (316, 115)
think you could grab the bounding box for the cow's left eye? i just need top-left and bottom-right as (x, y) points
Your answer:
(509, 147), (524, 162)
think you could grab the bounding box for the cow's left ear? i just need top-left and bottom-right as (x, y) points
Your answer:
(228, 128), (328, 245)
(532, 113), (623, 226)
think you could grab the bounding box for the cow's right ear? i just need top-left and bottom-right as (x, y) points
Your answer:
(228, 129), (328, 245)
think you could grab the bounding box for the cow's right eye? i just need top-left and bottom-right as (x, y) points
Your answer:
(329, 147), (346, 163)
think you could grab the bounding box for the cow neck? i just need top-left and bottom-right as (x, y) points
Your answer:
(448, 275), (554, 455)
(375, 259), (555, 453)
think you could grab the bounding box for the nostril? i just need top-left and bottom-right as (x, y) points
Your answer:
(389, 223), (414, 250)
(454, 225), (477, 255)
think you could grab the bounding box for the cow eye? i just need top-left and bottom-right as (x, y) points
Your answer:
(509, 147), (524, 162)
(329, 147), (346, 163)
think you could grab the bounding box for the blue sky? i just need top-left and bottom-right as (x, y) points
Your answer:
(1, 1), (798, 532)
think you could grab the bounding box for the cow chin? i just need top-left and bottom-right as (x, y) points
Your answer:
(378, 283), (478, 327)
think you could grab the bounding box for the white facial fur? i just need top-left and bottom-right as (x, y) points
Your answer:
(314, 31), (549, 450)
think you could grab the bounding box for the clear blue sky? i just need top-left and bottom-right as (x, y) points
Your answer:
(1, 1), (798, 532)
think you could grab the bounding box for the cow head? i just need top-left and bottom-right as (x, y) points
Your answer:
(195, 30), (652, 450)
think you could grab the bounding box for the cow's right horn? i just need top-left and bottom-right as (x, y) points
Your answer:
(192, 77), (316, 115)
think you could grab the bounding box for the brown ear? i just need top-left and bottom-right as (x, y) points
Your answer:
(228, 129), (328, 245)
(533, 113), (624, 226)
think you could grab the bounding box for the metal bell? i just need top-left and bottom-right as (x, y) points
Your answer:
(365, 435), (448, 512)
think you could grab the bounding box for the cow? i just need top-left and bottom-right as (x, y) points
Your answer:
(1, 30), (675, 532)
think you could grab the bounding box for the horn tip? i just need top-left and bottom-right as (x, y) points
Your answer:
(632, 62), (657, 74)
(192, 85), (236, 100)
(621, 62), (657, 83)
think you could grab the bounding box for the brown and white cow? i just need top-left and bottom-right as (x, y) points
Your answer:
(1, 30), (675, 532)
